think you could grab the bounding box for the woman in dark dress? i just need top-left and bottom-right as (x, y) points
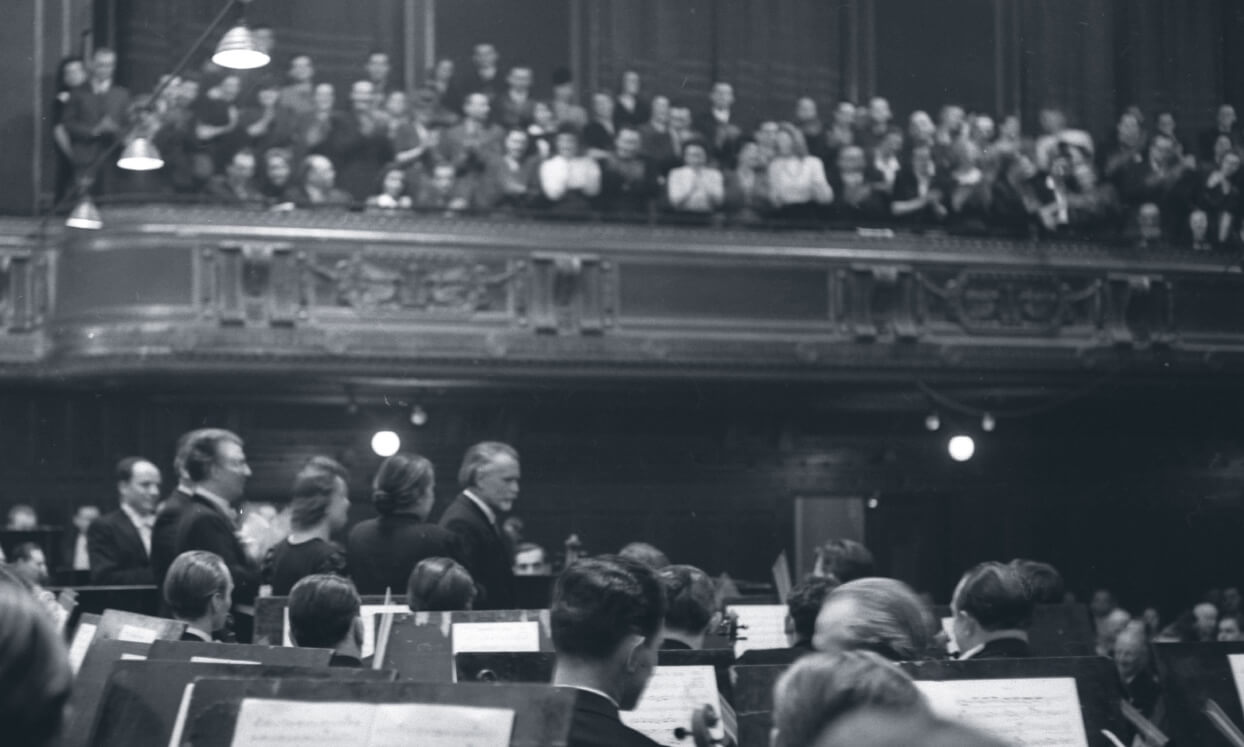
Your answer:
(347, 453), (463, 595)
(262, 470), (350, 596)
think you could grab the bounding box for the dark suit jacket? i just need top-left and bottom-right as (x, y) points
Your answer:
(970, 636), (1032, 659)
(168, 493), (260, 608)
(151, 487), (194, 590)
(566, 689), (662, 747)
(346, 513), (463, 595)
(62, 84), (132, 167)
(87, 509), (153, 585)
(438, 493), (515, 609)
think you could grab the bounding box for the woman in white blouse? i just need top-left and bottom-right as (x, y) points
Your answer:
(539, 126), (601, 213)
(768, 122), (833, 223)
(667, 140), (725, 218)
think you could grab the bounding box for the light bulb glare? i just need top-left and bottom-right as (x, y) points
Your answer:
(371, 430), (400, 457)
(948, 435), (975, 462)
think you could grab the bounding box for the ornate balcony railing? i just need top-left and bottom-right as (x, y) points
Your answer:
(0, 205), (1238, 382)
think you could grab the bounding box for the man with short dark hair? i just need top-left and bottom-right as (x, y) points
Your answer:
(10, 542), (50, 588)
(288, 574), (364, 666)
(1009, 558), (1065, 604)
(786, 575), (840, 650)
(466, 43), (503, 106)
(513, 542), (550, 576)
(152, 428), (260, 640)
(656, 564), (717, 650)
(552, 556), (666, 747)
(364, 50), (392, 105)
(618, 542), (669, 570)
(497, 66), (536, 130)
(949, 561), (1034, 659)
(814, 539), (874, 583)
(439, 441), (520, 609)
(88, 457), (162, 584)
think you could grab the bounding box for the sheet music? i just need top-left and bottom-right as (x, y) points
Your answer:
(726, 605), (790, 656)
(229, 698), (515, 747)
(368, 703), (515, 746)
(67, 622), (97, 674)
(118, 623), (159, 644)
(189, 656), (260, 665)
(1228, 654), (1244, 718)
(621, 665), (721, 747)
(451, 621), (541, 654)
(120, 652), (147, 660)
(283, 603), (408, 659)
(917, 677), (1090, 747)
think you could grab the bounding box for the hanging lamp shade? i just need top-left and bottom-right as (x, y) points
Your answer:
(117, 137), (164, 171)
(212, 25), (270, 70)
(66, 197), (103, 230)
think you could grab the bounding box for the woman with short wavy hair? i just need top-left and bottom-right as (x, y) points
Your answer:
(346, 452), (463, 595)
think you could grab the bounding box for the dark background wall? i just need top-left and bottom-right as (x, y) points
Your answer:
(4, 380), (1242, 619)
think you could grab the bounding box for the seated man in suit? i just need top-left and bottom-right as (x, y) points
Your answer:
(157, 429), (261, 641)
(438, 441), (520, 609)
(163, 550), (233, 642)
(786, 575), (840, 651)
(288, 574), (364, 667)
(656, 564), (717, 650)
(949, 561), (1034, 659)
(552, 556), (666, 747)
(88, 457), (162, 584)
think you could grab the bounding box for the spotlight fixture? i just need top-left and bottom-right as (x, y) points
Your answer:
(65, 197), (103, 230)
(948, 435), (976, 462)
(117, 136), (164, 171)
(371, 430), (400, 457)
(981, 412), (996, 432)
(924, 412), (941, 432)
(409, 405), (428, 427)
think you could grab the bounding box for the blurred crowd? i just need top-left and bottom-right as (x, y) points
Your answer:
(52, 35), (1244, 249)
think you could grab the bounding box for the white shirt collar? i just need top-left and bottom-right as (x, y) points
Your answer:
(463, 489), (497, 525)
(120, 502), (154, 529)
(557, 684), (620, 710)
(184, 626), (212, 642)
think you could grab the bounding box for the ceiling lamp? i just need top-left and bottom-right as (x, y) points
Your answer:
(117, 137), (164, 171)
(65, 197), (103, 230)
(212, 24), (270, 69)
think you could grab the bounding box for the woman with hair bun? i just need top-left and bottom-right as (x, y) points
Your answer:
(346, 452), (463, 595)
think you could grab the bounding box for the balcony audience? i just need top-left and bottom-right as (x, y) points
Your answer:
(52, 35), (1244, 253)
(365, 166), (414, 211)
(287, 573), (365, 666)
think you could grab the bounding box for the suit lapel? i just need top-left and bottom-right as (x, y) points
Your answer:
(117, 511), (148, 561)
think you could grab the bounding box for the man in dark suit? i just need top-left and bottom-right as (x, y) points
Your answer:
(87, 457), (162, 584)
(552, 556), (666, 747)
(694, 82), (744, 170)
(949, 561), (1034, 659)
(155, 429), (260, 641)
(62, 47), (131, 192)
(438, 441), (520, 609)
(151, 429), (215, 589)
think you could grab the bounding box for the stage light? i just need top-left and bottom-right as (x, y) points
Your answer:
(948, 435), (975, 462)
(981, 412), (996, 432)
(409, 405), (428, 427)
(117, 137), (164, 171)
(371, 430), (400, 457)
(924, 412), (941, 431)
(65, 197), (103, 230)
(212, 24), (270, 69)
